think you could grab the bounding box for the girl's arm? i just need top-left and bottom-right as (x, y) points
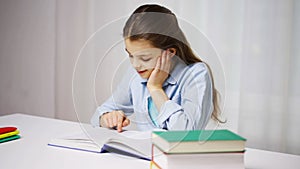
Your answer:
(147, 50), (172, 110)
(148, 58), (214, 130)
(164, 66), (213, 130)
(91, 69), (135, 130)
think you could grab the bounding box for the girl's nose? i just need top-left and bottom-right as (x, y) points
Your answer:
(131, 58), (141, 69)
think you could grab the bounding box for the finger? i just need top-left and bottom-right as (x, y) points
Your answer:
(161, 51), (166, 67)
(112, 112), (118, 128)
(100, 115), (105, 127)
(108, 112), (116, 128)
(122, 118), (130, 127)
(166, 50), (172, 61)
(102, 116), (109, 128)
(161, 50), (170, 73)
(107, 115), (113, 128)
(155, 55), (162, 70)
(117, 114), (124, 132)
(165, 51), (171, 72)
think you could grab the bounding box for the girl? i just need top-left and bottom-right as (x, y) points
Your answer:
(91, 4), (221, 132)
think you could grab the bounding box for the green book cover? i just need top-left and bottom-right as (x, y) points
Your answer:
(152, 130), (246, 143)
(0, 135), (21, 143)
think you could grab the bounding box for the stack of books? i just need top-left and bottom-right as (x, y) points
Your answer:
(151, 129), (246, 169)
(0, 127), (21, 143)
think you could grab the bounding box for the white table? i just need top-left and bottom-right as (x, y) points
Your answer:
(0, 113), (299, 169)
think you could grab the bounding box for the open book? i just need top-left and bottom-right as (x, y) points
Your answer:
(48, 127), (152, 161)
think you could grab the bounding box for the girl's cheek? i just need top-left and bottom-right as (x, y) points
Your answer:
(144, 58), (159, 70)
(144, 62), (154, 70)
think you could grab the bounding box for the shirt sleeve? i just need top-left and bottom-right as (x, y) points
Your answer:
(90, 70), (135, 127)
(156, 63), (214, 130)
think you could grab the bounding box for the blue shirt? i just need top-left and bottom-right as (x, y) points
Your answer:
(91, 59), (214, 131)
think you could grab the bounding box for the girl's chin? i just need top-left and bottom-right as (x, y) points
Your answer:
(139, 73), (150, 79)
(138, 69), (153, 79)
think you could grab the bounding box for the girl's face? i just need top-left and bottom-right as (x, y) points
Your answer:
(125, 39), (162, 79)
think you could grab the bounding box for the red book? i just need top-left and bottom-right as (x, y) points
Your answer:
(0, 127), (17, 134)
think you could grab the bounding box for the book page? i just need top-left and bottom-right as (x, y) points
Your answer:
(48, 128), (104, 153)
(87, 127), (152, 157)
(48, 126), (152, 159)
(106, 130), (152, 157)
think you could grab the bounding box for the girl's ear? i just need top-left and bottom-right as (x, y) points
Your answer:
(167, 48), (177, 57)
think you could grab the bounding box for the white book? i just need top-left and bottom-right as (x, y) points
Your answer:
(48, 127), (152, 161)
(151, 145), (245, 169)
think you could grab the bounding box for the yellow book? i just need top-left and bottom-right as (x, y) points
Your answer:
(0, 130), (20, 139)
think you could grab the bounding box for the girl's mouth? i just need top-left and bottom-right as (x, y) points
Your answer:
(137, 70), (147, 74)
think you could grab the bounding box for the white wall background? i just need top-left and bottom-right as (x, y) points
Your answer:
(0, 0), (299, 155)
(0, 0), (55, 118)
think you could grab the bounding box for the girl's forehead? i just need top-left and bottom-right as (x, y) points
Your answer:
(125, 39), (161, 56)
(129, 48), (162, 56)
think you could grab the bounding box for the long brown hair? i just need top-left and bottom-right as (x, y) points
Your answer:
(123, 4), (223, 123)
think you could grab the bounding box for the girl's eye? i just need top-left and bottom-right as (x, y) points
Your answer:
(141, 58), (151, 62)
(128, 54), (133, 58)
